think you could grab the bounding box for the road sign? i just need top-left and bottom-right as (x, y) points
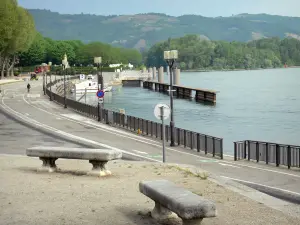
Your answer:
(98, 98), (104, 104)
(79, 74), (85, 80)
(154, 103), (170, 120)
(96, 90), (104, 98)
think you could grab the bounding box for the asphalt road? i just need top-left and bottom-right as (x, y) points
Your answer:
(0, 106), (83, 155)
(1, 79), (300, 204)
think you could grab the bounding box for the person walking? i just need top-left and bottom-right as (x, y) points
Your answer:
(27, 83), (31, 93)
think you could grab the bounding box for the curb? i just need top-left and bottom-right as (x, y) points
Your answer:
(0, 80), (24, 85)
(209, 174), (300, 218)
(0, 103), (147, 162)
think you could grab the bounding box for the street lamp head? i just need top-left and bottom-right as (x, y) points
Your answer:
(170, 50), (178, 60)
(164, 51), (171, 60)
(94, 57), (102, 64)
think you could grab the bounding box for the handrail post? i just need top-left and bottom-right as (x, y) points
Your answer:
(212, 137), (216, 157)
(184, 130), (187, 148)
(141, 119), (144, 133)
(287, 145), (291, 169)
(220, 139), (223, 159)
(265, 143), (269, 165)
(248, 141), (251, 161)
(178, 129), (181, 146)
(205, 135), (208, 155)
(256, 142), (259, 162)
(234, 142), (237, 161)
(146, 120), (149, 135)
(150, 121), (153, 136)
(166, 126), (169, 142)
(244, 141), (247, 159)
(276, 144), (280, 167)
(190, 132), (193, 150)
(197, 133), (200, 152)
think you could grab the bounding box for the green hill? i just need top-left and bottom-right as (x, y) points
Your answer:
(28, 9), (300, 50)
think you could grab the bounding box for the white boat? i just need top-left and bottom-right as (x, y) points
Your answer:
(71, 80), (112, 94)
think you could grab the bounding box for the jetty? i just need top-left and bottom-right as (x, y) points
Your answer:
(120, 67), (217, 104)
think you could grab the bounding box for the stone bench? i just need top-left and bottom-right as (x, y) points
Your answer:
(139, 180), (216, 225)
(26, 146), (122, 176)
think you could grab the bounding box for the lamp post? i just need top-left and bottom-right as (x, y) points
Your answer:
(43, 70), (46, 95)
(94, 57), (103, 122)
(48, 62), (53, 101)
(62, 58), (67, 108)
(164, 50), (178, 147)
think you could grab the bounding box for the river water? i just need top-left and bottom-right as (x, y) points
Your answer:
(75, 68), (300, 154)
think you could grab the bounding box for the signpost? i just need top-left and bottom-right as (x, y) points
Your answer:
(96, 90), (104, 121)
(154, 103), (170, 163)
(96, 90), (104, 98)
(79, 74), (85, 80)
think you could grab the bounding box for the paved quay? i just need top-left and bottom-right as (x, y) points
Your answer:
(1, 80), (300, 203)
(1, 156), (300, 225)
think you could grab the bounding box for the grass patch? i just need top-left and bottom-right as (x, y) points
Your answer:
(168, 165), (208, 180)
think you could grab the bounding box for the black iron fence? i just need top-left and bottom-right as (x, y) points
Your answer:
(45, 76), (223, 159)
(234, 140), (300, 169)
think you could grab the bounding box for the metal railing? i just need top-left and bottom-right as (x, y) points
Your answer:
(234, 140), (300, 169)
(46, 76), (223, 159)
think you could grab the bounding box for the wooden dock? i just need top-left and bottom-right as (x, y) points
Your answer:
(142, 81), (217, 103)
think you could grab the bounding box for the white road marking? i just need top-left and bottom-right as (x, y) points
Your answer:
(221, 176), (300, 197)
(219, 163), (241, 168)
(27, 94), (41, 98)
(132, 150), (148, 155)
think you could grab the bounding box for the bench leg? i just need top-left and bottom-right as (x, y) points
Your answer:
(88, 160), (111, 177)
(182, 218), (203, 225)
(39, 157), (57, 173)
(151, 202), (177, 220)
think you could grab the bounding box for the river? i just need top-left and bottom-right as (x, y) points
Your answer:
(74, 68), (300, 154)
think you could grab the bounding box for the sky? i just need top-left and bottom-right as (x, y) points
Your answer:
(18, 0), (300, 17)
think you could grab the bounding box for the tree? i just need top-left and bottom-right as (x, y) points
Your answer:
(146, 34), (300, 70)
(0, 0), (18, 78)
(47, 41), (76, 65)
(0, 1), (36, 78)
(19, 33), (47, 66)
(5, 6), (36, 76)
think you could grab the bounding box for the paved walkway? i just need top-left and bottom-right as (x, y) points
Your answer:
(1, 80), (300, 201)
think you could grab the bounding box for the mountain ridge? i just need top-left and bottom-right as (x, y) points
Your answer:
(27, 9), (300, 49)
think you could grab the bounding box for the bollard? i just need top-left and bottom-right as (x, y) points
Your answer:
(174, 68), (180, 85)
(153, 67), (157, 80)
(148, 68), (153, 80)
(158, 66), (164, 83)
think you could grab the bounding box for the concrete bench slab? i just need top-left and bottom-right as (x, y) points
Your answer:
(139, 180), (216, 225)
(26, 146), (122, 176)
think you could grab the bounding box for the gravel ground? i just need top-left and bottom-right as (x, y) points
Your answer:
(0, 155), (299, 225)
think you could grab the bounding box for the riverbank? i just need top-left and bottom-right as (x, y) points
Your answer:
(1, 155), (300, 225)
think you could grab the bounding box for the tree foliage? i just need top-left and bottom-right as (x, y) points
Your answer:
(146, 35), (300, 70)
(0, 0), (36, 78)
(19, 37), (142, 67)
